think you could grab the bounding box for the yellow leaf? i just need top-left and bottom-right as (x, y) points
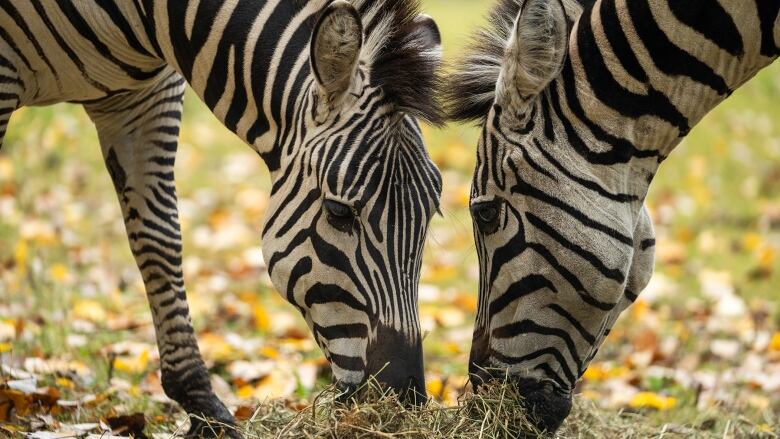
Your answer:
(456, 185), (471, 208)
(14, 240), (27, 275)
(253, 304), (270, 332)
(114, 349), (149, 374)
(769, 332), (780, 352)
(629, 392), (677, 411)
(73, 300), (107, 322)
(743, 233), (762, 252)
(426, 378), (443, 398)
(259, 346), (279, 360)
(443, 342), (461, 354)
(55, 378), (74, 389)
(630, 299), (650, 319)
(757, 424), (774, 434)
(582, 364), (608, 382)
(758, 246), (776, 268)
(0, 343), (11, 353)
(585, 364), (629, 381)
(237, 385), (254, 399)
(49, 264), (69, 282)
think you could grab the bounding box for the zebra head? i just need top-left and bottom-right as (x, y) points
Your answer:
(447, 0), (658, 431)
(261, 0), (443, 402)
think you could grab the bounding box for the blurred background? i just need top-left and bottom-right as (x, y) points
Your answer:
(0, 0), (778, 433)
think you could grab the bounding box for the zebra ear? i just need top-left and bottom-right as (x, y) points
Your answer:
(394, 14), (444, 124)
(497, 0), (568, 119)
(408, 14), (442, 55)
(310, 0), (363, 113)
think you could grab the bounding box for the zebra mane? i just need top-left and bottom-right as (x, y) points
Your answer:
(354, 0), (445, 125)
(444, 0), (523, 123)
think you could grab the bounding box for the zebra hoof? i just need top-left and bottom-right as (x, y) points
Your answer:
(186, 414), (241, 438)
(183, 397), (240, 438)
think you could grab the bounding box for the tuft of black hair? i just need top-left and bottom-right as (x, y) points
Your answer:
(359, 0), (445, 126)
(443, 0), (523, 123)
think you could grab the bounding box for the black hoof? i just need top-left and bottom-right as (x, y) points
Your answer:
(180, 395), (239, 438)
(186, 415), (241, 438)
(161, 366), (239, 437)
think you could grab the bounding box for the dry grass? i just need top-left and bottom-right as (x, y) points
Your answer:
(239, 381), (541, 439)
(193, 381), (779, 439)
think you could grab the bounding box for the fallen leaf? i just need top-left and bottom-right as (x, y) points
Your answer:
(769, 332), (780, 352)
(234, 405), (256, 421)
(105, 413), (147, 438)
(72, 299), (107, 322)
(113, 349), (149, 374)
(0, 388), (32, 418)
(253, 304), (270, 332)
(427, 378), (443, 398)
(628, 392), (677, 411)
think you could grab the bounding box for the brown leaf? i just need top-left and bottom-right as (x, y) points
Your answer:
(632, 328), (659, 353)
(105, 413), (147, 438)
(0, 388), (32, 418)
(0, 400), (11, 422)
(234, 405), (256, 421)
(283, 327), (309, 340)
(32, 387), (60, 407)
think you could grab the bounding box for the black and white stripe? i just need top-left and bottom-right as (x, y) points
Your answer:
(1, 0), (443, 435)
(447, 0), (778, 431)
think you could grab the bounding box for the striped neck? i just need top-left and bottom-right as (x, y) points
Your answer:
(558, 0), (779, 196)
(144, 0), (327, 165)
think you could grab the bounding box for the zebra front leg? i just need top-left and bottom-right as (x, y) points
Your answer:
(85, 72), (238, 438)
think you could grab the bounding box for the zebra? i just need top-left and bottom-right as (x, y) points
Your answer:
(445, 0), (779, 432)
(0, 0), (444, 435)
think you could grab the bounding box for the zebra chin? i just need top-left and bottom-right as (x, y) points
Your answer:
(334, 324), (427, 406)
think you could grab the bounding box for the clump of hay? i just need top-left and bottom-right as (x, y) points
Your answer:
(239, 379), (541, 439)
(192, 380), (777, 438)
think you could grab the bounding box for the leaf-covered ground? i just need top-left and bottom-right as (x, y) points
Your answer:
(1, 1), (779, 437)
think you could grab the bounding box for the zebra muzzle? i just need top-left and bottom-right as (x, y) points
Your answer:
(365, 324), (428, 405)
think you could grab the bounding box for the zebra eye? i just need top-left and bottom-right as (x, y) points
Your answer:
(324, 199), (356, 232)
(471, 201), (501, 234)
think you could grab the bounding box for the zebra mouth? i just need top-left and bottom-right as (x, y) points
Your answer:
(365, 324), (427, 405)
(468, 367), (572, 433)
(512, 376), (572, 433)
(330, 324), (428, 405)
